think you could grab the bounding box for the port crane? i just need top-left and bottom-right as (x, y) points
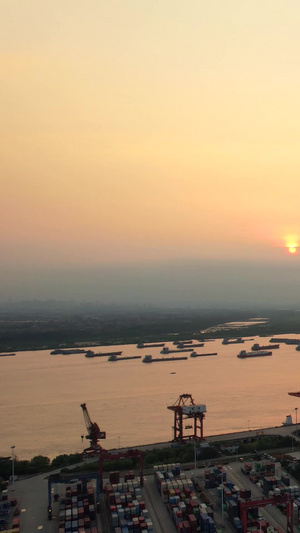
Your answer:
(168, 393), (206, 443)
(80, 403), (106, 451)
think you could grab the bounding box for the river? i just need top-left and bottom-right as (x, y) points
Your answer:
(1, 333), (300, 459)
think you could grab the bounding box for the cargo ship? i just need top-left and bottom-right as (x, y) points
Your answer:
(190, 351), (217, 357)
(85, 350), (123, 358)
(251, 343), (279, 350)
(51, 348), (87, 355)
(0, 353), (15, 357)
(108, 355), (141, 361)
(237, 350), (272, 359)
(137, 342), (165, 348)
(143, 354), (188, 363)
(161, 347), (194, 354)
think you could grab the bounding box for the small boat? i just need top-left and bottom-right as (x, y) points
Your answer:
(0, 353), (15, 357)
(237, 350), (272, 359)
(288, 391), (300, 397)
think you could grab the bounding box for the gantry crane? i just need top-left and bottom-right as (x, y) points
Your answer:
(80, 403), (106, 452)
(168, 393), (206, 443)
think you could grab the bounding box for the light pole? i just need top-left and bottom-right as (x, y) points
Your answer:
(194, 440), (197, 487)
(11, 446), (15, 489)
(221, 471), (225, 527)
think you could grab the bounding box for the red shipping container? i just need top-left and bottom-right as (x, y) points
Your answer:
(108, 493), (116, 505)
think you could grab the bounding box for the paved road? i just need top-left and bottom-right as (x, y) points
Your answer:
(8, 474), (55, 533)
(142, 476), (178, 533)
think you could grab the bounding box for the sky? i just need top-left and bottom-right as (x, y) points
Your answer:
(2, 1), (300, 306)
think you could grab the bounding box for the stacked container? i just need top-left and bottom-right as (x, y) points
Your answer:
(154, 463), (216, 532)
(105, 475), (153, 533)
(58, 482), (97, 533)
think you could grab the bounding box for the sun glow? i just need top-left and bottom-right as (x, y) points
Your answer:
(285, 235), (298, 254)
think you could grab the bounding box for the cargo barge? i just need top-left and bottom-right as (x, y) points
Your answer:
(237, 350), (272, 359)
(85, 350), (123, 358)
(108, 355), (142, 361)
(190, 351), (217, 357)
(252, 343), (279, 350)
(51, 348), (87, 355)
(161, 347), (193, 354)
(0, 353), (15, 357)
(143, 354), (188, 363)
(222, 338), (244, 345)
(270, 338), (300, 345)
(137, 342), (165, 348)
(178, 342), (204, 348)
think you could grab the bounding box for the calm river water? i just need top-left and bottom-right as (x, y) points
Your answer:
(2, 334), (300, 460)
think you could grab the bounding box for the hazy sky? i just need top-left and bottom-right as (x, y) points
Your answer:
(2, 1), (300, 304)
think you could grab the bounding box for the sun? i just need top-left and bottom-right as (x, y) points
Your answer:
(285, 235), (298, 254)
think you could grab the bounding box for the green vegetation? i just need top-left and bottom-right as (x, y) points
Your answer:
(0, 453), (82, 481)
(0, 435), (298, 484)
(1, 307), (300, 352)
(236, 435), (296, 454)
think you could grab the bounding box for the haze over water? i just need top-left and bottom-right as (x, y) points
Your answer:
(2, 334), (300, 460)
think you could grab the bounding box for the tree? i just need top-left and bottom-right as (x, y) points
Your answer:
(29, 455), (50, 472)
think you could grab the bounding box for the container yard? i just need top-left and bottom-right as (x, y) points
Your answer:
(103, 470), (154, 533)
(57, 480), (98, 533)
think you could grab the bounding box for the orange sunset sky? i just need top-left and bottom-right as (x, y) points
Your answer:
(1, 1), (300, 304)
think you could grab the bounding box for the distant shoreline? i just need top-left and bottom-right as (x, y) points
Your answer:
(1, 307), (300, 353)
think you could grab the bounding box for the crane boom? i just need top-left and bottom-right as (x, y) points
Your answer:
(80, 403), (106, 449)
